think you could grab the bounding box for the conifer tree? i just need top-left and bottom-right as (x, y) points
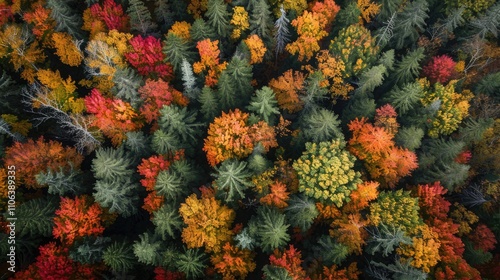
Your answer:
(175, 248), (208, 279)
(356, 65), (387, 95)
(46, 0), (83, 39)
(206, 0), (231, 38)
(190, 18), (218, 41)
(213, 159), (253, 203)
(385, 81), (423, 115)
(274, 5), (291, 58)
(313, 235), (350, 265)
(300, 108), (343, 143)
(249, 0), (274, 43)
(198, 86), (220, 120)
(342, 93), (376, 123)
(162, 33), (195, 72)
(14, 197), (59, 238)
(102, 241), (136, 273)
(152, 203), (182, 240)
(247, 86), (280, 124)
(392, 48), (425, 85)
(153, 0), (174, 28)
(127, 0), (157, 34)
(112, 67), (144, 109)
(93, 177), (139, 217)
(366, 223), (412, 257)
(69, 236), (111, 265)
(36, 165), (84, 196)
(133, 232), (162, 266)
(249, 206), (290, 253)
(284, 194), (319, 232)
(391, 0), (429, 49)
(395, 126), (424, 151)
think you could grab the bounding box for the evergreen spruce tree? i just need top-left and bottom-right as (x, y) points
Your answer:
(36, 165), (84, 196)
(458, 118), (494, 144)
(94, 177), (139, 217)
(342, 93), (377, 123)
(300, 108), (343, 143)
(392, 0), (429, 49)
(12, 196), (59, 238)
(312, 235), (350, 266)
(153, 0), (174, 28)
(366, 223), (412, 257)
(181, 58), (199, 100)
(133, 232), (163, 266)
(190, 19), (218, 41)
(198, 86), (220, 121)
(262, 265), (293, 280)
(175, 248), (208, 279)
(392, 48), (425, 85)
(249, 206), (290, 253)
(395, 126), (424, 150)
(46, 0), (83, 38)
(385, 81), (424, 115)
(249, 0), (274, 43)
(225, 56), (254, 107)
(300, 71), (329, 113)
(158, 105), (203, 143)
(127, 0), (157, 34)
(247, 86), (280, 124)
(152, 204), (182, 240)
(206, 0), (231, 38)
(103, 241), (136, 273)
(213, 159), (253, 203)
(69, 237), (111, 264)
(284, 194), (319, 232)
(112, 67), (143, 109)
(162, 33), (195, 72)
(356, 65), (387, 95)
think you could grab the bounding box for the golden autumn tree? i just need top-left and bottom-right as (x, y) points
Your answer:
(230, 6), (249, 40)
(51, 32), (83, 66)
(34, 69), (85, 114)
(313, 50), (353, 100)
(286, 0), (340, 61)
(397, 224), (441, 273)
(179, 193), (235, 253)
(244, 34), (267, 64)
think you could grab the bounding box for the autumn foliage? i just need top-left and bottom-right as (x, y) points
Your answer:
(125, 35), (173, 80)
(203, 109), (277, 166)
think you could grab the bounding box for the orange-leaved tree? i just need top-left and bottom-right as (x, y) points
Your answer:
(193, 39), (227, 87)
(3, 137), (83, 188)
(268, 69), (306, 113)
(203, 109), (277, 166)
(286, 0), (340, 61)
(348, 117), (417, 187)
(52, 196), (105, 245)
(210, 242), (256, 279)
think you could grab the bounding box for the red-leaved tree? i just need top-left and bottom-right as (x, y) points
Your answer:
(125, 35), (173, 80)
(422, 55), (457, 84)
(89, 0), (129, 31)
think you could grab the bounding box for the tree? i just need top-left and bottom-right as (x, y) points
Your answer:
(203, 109), (277, 166)
(299, 108), (343, 143)
(247, 86), (280, 124)
(285, 194), (319, 232)
(84, 88), (143, 146)
(175, 248), (208, 279)
(248, 206), (290, 253)
(230, 6), (249, 39)
(126, 0), (157, 34)
(385, 81), (424, 115)
(179, 194), (235, 253)
(330, 213), (369, 254)
(4, 137), (83, 188)
(329, 24), (378, 78)
(391, 0), (429, 49)
(112, 67), (143, 109)
(52, 196), (105, 245)
(348, 117), (418, 187)
(51, 32), (83, 66)
(89, 0), (129, 32)
(268, 69), (305, 113)
(366, 223), (412, 257)
(210, 242), (256, 280)
(422, 55), (457, 84)
(249, 0), (273, 42)
(397, 224), (441, 273)
(274, 5), (291, 57)
(133, 232), (162, 265)
(152, 204), (182, 240)
(36, 165), (84, 195)
(260, 180), (290, 208)
(93, 177), (139, 217)
(46, 0), (83, 39)
(125, 35), (173, 80)
(269, 245), (308, 280)
(213, 159), (253, 203)
(138, 79), (188, 123)
(312, 235), (350, 266)
(12, 197), (59, 238)
(162, 33), (195, 72)
(102, 241), (135, 272)
(293, 139), (362, 207)
(206, 0), (230, 38)
(193, 39), (227, 86)
(392, 48), (425, 85)
(244, 34), (267, 64)
(369, 189), (422, 233)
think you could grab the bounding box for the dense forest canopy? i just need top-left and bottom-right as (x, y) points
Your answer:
(0, 0), (499, 279)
